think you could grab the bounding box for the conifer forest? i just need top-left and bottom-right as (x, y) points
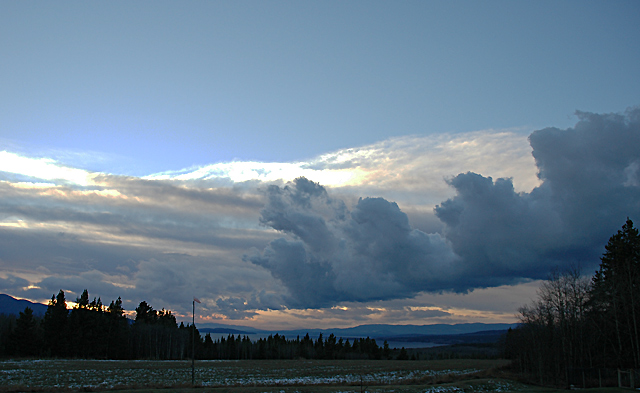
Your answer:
(0, 290), (389, 361)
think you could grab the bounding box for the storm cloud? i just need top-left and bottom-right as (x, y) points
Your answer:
(246, 177), (461, 308)
(1, 108), (638, 324)
(437, 108), (640, 277)
(249, 108), (640, 308)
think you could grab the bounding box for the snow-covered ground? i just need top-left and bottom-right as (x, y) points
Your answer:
(0, 359), (512, 391)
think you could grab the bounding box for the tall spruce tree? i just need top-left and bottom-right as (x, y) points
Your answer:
(105, 297), (129, 359)
(10, 307), (41, 357)
(69, 289), (109, 358)
(590, 218), (640, 368)
(43, 290), (69, 357)
(134, 301), (157, 324)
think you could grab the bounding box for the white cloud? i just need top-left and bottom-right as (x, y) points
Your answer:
(0, 151), (95, 186)
(147, 161), (356, 187)
(146, 130), (540, 205)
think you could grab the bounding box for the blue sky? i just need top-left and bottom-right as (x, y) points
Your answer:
(3, 1), (638, 174)
(0, 1), (639, 329)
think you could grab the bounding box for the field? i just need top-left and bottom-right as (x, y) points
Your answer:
(0, 358), (629, 393)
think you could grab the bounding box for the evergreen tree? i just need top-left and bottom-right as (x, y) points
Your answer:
(134, 301), (157, 324)
(77, 289), (89, 308)
(69, 289), (94, 357)
(383, 340), (391, 360)
(132, 301), (181, 359)
(325, 333), (337, 359)
(69, 290), (110, 358)
(105, 297), (129, 359)
(590, 218), (640, 368)
(299, 333), (314, 358)
(397, 347), (409, 360)
(314, 333), (325, 359)
(10, 307), (41, 357)
(43, 290), (69, 357)
(0, 314), (16, 356)
(202, 333), (214, 358)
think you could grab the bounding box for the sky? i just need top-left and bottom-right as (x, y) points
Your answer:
(0, 1), (639, 330)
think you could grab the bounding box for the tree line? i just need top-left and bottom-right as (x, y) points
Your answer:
(200, 332), (391, 360)
(0, 290), (395, 360)
(504, 218), (640, 385)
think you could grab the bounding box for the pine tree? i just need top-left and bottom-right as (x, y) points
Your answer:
(77, 289), (89, 308)
(69, 290), (109, 358)
(43, 290), (69, 357)
(134, 301), (157, 324)
(383, 340), (391, 359)
(105, 297), (129, 359)
(590, 218), (640, 368)
(10, 307), (41, 357)
(397, 346), (409, 360)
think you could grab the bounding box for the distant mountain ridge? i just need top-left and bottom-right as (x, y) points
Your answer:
(0, 294), (517, 340)
(199, 327), (255, 335)
(196, 321), (518, 339)
(0, 294), (48, 317)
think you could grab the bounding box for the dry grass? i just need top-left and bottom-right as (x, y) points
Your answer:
(6, 358), (620, 393)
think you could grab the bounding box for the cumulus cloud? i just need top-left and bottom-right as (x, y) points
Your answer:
(436, 108), (640, 278)
(249, 108), (640, 309)
(1, 109), (637, 325)
(245, 177), (460, 308)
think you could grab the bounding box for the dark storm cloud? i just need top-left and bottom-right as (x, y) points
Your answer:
(245, 177), (459, 308)
(249, 108), (640, 308)
(436, 108), (640, 280)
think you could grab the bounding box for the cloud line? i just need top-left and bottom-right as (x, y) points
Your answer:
(1, 109), (638, 326)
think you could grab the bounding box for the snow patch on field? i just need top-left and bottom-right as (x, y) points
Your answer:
(0, 359), (509, 391)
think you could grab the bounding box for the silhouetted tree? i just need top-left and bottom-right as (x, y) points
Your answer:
(507, 218), (640, 385)
(507, 267), (590, 384)
(105, 297), (129, 359)
(0, 314), (16, 356)
(396, 347), (409, 360)
(69, 289), (109, 358)
(132, 300), (181, 359)
(383, 340), (392, 359)
(590, 218), (640, 368)
(9, 307), (41, 357)
(314, 333), (325, 359)
(325, 333), (337, 359)
(43, 290), (69, 357)
(134, 301), (157, 324)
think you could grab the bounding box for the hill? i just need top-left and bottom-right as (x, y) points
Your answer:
(196, 321), (517, 341)
(199, 327), (255, 335)
(0, 294), (48, 316)
(377, 329), (509, 345)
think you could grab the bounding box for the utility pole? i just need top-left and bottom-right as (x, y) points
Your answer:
(192, 297), (200, 385)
